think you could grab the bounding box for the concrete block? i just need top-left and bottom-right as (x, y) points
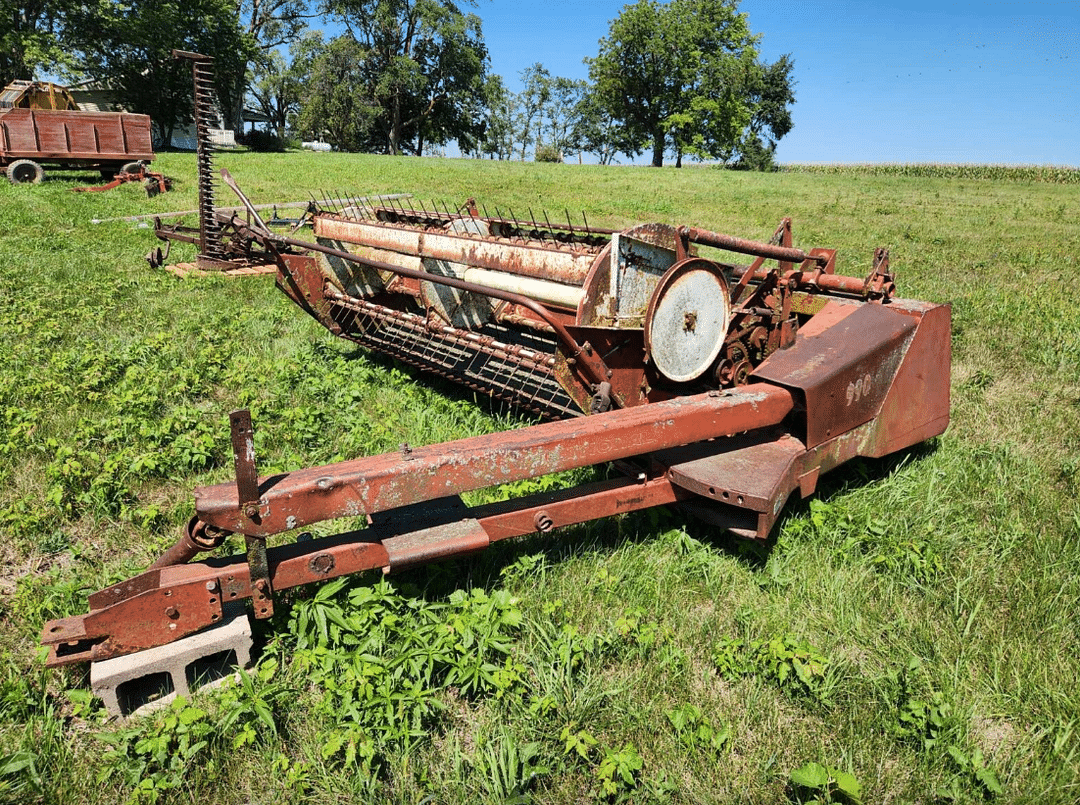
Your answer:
(91, 606), (253, 718)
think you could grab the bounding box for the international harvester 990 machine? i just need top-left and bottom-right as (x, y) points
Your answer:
(41, 106), (949, 712)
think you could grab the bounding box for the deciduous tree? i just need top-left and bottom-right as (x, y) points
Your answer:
(0, 0), (69, 85)
(226, 0), (316, 132)
(588, 0), (793, 168)
(510, 65), (588, 162)
(66, 0), (255, 147)
(320, 0), (488, 155)
(294, 34), (380, 150)
(732, 53), (795, 169)
(575, 88), (627, 165)
(476, 73), (515, 159)
(513, 63), (549, 160)
(248, 34), (316, 138)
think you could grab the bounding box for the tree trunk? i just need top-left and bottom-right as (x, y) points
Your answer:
(219, 72), (246, 136)
(675, 148), (682, 168)
(651, 130), (664, 167)
(389, 94), (402, 155)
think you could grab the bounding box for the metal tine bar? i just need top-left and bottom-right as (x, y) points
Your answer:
(543, 209), (555, 241)
(507, 208), (521, 243)
(582, 210), (591, 235)
(564, 209), (575, 236)
(482, 203), (490, 220)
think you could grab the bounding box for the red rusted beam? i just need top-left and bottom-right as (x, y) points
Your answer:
(42, 474), (687, 666)
(681, 225), (828, 266)
(195, 385), (795, 537)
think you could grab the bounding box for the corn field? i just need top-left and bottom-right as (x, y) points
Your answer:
(778, 163), (1080, 184)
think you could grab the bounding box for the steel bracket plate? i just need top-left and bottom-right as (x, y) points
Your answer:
(751, 302), (917, 448)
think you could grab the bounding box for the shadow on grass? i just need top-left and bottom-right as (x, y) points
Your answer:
(322, 438), (943, 608)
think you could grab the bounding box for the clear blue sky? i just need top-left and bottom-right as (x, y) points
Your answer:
(468, 0), (1079, 165)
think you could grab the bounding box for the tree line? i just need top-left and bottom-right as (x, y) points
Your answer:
(1, 0), (794, 168)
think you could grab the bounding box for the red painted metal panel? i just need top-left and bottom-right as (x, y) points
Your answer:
(0, 108), (154, 163)
(751, 303), (918, 448)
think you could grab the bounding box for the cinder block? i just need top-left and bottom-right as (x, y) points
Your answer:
(91, 606), (253, 718)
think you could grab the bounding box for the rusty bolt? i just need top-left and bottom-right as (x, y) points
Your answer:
(205, 580), (218, 592)
(684, 311), (697, 332)
(165, 606), (179, 620)
(534, 512), (554, 533)
(254, 579), (268, 593)
(244, 504), (259, 519)
(309, 553), (335, 574)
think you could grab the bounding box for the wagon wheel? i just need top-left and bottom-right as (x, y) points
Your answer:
(6, 159), (45, 185)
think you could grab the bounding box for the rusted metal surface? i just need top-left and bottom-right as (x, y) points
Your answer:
(644, 258), (732, 383)
(41, 295), (951, 665)
(42, 472), (687, 666)
(42, 286), (951, 665)
(653, 428), (805, 539)
(256, 217), (614, 398)
(193, 385), (796, 537)
(171, 50), (226, 269)
(680, 225), (829, 267)
(751, 302), (917, 448)
(71, 163), (171, 196)
(48, 168), (956, 670)
(0, 107), (154, 181)
(322, 289), (580, 418)
(147, 517), (227, 570)
(315, 216), (597, 286)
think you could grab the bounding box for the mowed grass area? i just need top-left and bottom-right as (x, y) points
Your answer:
(0, 152), (1078, 804)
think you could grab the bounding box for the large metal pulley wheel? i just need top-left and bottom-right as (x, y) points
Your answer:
(644, 257), (731, 383)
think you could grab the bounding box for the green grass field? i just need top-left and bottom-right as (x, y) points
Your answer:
(1, 153), (1078, 804)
